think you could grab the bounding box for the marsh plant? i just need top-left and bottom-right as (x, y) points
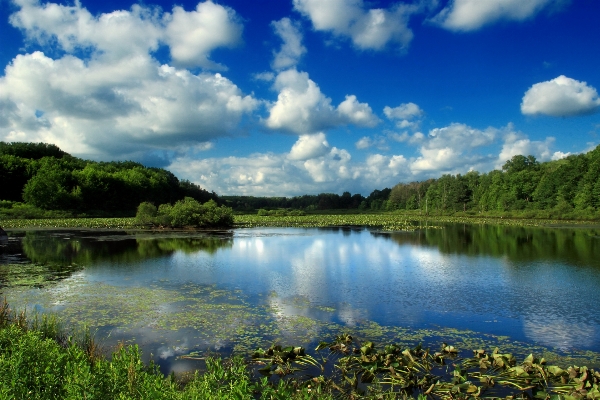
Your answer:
(2, 298), (600, 400)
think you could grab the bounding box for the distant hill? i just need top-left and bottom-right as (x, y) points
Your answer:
(0, 141), (218, 216)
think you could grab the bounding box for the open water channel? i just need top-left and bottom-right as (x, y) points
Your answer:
(1, 223), (600, 374)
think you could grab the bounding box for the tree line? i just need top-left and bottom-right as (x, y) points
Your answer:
(0, 142), (218, 217)
(3, 141), (599, 220)
(223, 189), (391, 212)
(387, 144), (600, 219)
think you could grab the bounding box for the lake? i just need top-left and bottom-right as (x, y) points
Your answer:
(1, 223), (600, 374)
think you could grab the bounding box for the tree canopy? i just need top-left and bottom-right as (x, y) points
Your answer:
(0, 142), (218, 216)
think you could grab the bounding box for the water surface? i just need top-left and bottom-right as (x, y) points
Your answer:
(1, 224), (599, 374)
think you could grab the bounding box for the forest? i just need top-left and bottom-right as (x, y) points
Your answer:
(0, 142), (218, 218)
(2, 141), (600, 220)
(386, 145), (600, 219)
(225, 144), (600, 220)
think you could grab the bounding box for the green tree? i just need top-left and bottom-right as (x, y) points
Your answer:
(135, 202), (157, 225)
(22, 158), (77, 210)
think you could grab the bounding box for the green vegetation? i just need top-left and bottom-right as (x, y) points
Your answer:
(2, 212), (598, 231)
(1, 300), (599, 399)
(227, 146), (600, 221)
(136, 198), (234, 228)
(0, 141), (218, 218)
(387, 148), (600, 220)
(4, 141), (600, 222)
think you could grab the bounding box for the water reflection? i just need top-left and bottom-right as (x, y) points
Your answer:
(17, 230), (233, 266)
(383, 224), (600, 265)
(1, 225), (600, 374)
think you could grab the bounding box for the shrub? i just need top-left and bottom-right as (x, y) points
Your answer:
(149, 198), (234, 228)
(135, 202), (157, 226)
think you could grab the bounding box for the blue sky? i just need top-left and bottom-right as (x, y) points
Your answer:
(1, 0), (599, 196)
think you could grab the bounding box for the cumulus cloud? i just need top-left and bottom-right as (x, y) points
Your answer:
(497, 131), (554, 167)
(9, 0), (163, 59)
(1, 0), (256, 159)
(265, 69), (378, 134)
(168, 139), (413, 196)
(164, 1), (243, 69)
(521, 75), (600, 117)
(167, 120), (562, 196)
(293, 0), (422, 51)
(355, 135), (388, 150)
(388, 131), (425, 144)
(384, 102), (424, 130)
(288, 132), (330, 160)
(431, 0), (568, 31)
(551, 151), (570, 160)
(338, 95), (380, 127)
(411, 123), (498, 173)
(271, 18), (306, 71)
(0, 51), (258, 158)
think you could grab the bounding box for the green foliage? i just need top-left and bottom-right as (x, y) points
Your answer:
(387, 147), (600, 219)
(1, 303), (598, 400)
(223, 191), (366, 212)
(0, 142), (219, 217)
(23, 158), (78, 210)
(0, 141), (67, 159)
(151, 198), (234, 228)
(135, 202), (158, 226)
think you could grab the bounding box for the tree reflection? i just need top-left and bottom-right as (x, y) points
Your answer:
(380, 224), (600, 266)
(2, 231), (234, 287)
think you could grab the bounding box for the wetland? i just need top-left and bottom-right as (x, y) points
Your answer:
(1, 223), (600, 377)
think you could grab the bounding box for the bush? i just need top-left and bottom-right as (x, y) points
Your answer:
(135, 202), (157, 226)
(143, 198), (234, 228)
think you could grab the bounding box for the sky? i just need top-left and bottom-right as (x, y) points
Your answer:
(1, 0), (600, 196)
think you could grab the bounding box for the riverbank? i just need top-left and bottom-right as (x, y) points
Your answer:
(2, 212), (599, 231)
(2, 299), (599, 400)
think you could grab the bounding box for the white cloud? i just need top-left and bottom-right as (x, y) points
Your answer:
(293, 0), (421, 51)
(384, 102), (423, 120)
(521, 75), (600, 117)
(384, 102), (424, 130)
(265, 69), (338, 134)
(551, 151), (570, 160)
(1, 0), (256, 159)
(168, 139), (413, 196)
(164, 1), (243, 70)
(9, 0), (163, 60)
(431, 0), (567, 31)
(253, 72), (275, 82)
(497, 131), (554, 167)
(355, 136), (373, 149)
(288, 132), (330, 160)
(10, 0), (242, 69)
(167, 120), (562, 195)
(271, 18), (306, 71)
(411, 123), (498, 173)
(337, 95), (380, 127)
(265, 69), (378, 134)
(388, 131), (425, 144)
(0, 51), (257, 159)
(354, 135), (388, 150)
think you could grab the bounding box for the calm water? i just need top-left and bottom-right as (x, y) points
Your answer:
(1, 224), (600, 374)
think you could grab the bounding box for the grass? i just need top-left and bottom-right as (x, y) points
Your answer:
(0, 298), (330, 399)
